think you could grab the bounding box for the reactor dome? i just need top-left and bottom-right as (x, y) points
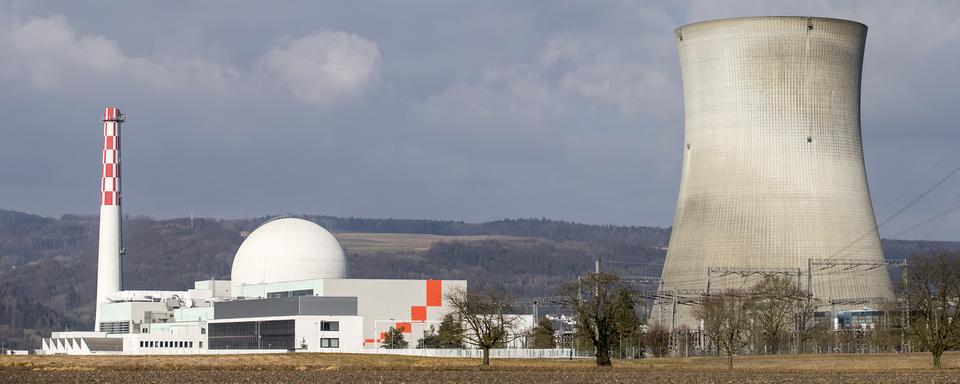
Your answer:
(230, 218), (346, 295)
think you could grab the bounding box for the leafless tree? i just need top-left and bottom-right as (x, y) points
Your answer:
(752, 276), (804, 354)
(793, 291), (823, 354)
(566, 272), (620, 366)
(903, 252), (960, 368)
(445, 287), (522, 365)
(643, 324), (670, 358)
(695, 289), (753, 369)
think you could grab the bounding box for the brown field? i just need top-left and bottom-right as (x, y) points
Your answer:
(333, 232), (524, 253)
(4, 352), (960, 383)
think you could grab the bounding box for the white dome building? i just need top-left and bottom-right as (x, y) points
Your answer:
(230, 218), (346, 295)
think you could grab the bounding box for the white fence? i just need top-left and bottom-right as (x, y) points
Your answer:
(311, 348), (580, 359)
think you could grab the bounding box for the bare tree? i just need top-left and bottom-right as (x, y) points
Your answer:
(793, 292), (823, 354)
(566, 272), (620, 366)
(445, 287), (522, 365)
(903, 252), (960, 368)
(643, 324), (670, 357)
(752, 276), (804, 354)
(695, 290), (753, 369)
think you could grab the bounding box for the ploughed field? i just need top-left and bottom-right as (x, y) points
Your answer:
(4, 352), (960, 383)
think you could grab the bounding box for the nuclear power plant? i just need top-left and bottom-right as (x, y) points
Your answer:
(42, 108), (470, 355)
(38, 16), (902, 354)
(656, 17), (895, 328)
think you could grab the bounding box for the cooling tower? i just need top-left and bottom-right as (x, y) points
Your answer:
(656, 17), (894, 328)
(94, 107), (124, 332)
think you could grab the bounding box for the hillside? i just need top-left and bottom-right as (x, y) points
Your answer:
(1, 208), (957, 349)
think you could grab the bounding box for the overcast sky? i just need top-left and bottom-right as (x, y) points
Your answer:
(1, 1), (959, 241)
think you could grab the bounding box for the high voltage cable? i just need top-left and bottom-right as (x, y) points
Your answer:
(877, 162), (960, 229)
(889, 196), (960, 239)
(923, 194), (960, 240)
(827, 161), (960, 260)
(877, 141), (960, 217)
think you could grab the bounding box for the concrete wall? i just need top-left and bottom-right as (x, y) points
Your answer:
(322, 279), (467, 347)
(213, 296), (357, 319)
(658, 16), (894, 328)
(207, 315), (364, 352)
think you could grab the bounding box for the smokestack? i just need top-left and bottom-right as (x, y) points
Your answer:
(95, 107), (124, 332)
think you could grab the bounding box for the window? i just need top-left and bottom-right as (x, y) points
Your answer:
(267, 289), (314, 298)
(209, 320), (294, 350)
(320, 338), (339, 348)
(199, 341), (203, 349)
(189, 341), (194, 348)
(99, 321), (131, 334)
(320, 321), (339, 331)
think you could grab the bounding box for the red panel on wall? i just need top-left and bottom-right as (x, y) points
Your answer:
(411, 306), (427, 322)
(426, 280), (442, 306)
(380, 332), (388, 341)
(395, 322), (412, 333)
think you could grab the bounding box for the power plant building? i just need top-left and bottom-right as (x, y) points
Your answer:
(42, 108), (467, 355)
(656, 17), (895, 328)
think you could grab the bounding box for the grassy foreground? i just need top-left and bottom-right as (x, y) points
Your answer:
(3, 351), (960, 371)
(5, 353), (960, 383)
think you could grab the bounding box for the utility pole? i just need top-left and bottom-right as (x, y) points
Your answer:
(706, 268), (711, 294)
(532, 300), (539, 322)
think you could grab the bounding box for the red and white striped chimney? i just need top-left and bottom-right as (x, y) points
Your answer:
(95, 106), (124, 332)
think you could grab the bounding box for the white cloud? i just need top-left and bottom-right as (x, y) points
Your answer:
(259, 31), (381, 105)
(0, 9), (238, 91)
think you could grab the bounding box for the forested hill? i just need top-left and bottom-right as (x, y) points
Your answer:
(1, 208), (957, 349)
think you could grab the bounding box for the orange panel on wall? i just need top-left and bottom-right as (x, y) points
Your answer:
(426, 280), (442, 306)
(395, 322), (412, 333)
(411, 306), (427, 322)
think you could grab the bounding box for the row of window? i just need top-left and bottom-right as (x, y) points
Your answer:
(139, 340), (200, 349)
(209, 320), (295, 350)
(100, 321), (130, 334)
(266, 289), (314, 298)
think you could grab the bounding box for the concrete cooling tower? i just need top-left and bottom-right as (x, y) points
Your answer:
(655, 17), (894, 328)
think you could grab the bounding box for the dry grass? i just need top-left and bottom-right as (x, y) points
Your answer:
(3, 351), (960, 372)
(5, 353), (960, 383)
(333, 233), (524, 253)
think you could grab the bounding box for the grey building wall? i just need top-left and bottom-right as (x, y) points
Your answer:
(214, 296), (357, 319)
(322, 278), (467, 346)
(656, 17), (894, 328)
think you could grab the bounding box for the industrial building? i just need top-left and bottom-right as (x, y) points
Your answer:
(655, 17), (895, 328)
(42, 107), (466, 355)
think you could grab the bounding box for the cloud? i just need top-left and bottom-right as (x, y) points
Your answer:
(0, 7), (380, 105)
(259, 31), (381, 105)
(0, 9), (239, 91)
(539, 35), (677, 117)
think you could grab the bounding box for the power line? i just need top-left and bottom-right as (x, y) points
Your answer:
(877, 141), (960, 217)
(828, 161), (960, 260)
(888, 196), (960, 239)
(923, 194), (960, 240)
